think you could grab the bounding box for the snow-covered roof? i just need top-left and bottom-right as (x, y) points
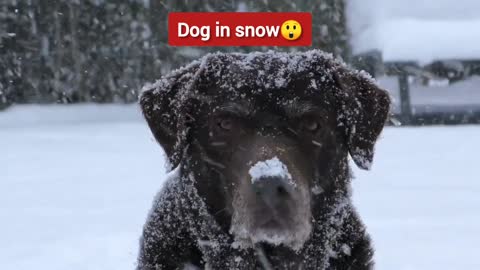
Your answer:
(348, 0), (480, 64)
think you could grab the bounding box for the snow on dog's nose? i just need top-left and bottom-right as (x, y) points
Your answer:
(249, 157), (296, 204)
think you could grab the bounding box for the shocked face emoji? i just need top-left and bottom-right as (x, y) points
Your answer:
(281, 20), (302, 41)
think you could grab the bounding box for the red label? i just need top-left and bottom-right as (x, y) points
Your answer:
(168, 12), (312, 46)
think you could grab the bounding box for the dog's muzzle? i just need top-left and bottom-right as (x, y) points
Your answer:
(253, 175), (294, 208)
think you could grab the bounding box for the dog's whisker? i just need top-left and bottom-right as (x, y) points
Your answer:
(213, 207), (228, 216)
(192, 139), (227, 169)
(311, 140), (323, 147)
(254, 244), (274, 270)
(201, 156), (226, 169)
(210, 141), (227, 147)
(209, 166), (224, 175)
(287, 127), (298, 136)
(237, 145), (247, 151)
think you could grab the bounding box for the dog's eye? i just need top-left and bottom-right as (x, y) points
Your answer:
(218, 118), (233, 131)
(302, 118), (319, 132)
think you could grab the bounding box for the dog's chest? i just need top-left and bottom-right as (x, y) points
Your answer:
(250, 245), (305, 270)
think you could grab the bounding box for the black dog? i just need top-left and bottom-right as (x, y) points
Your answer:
(137, 50), (390, 270)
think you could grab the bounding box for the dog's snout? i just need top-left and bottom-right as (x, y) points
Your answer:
(253, 176), (293, 202)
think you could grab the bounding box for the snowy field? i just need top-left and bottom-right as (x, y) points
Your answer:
(1, 105), (479, 270)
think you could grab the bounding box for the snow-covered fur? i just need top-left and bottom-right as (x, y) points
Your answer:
(137, 50), (390, 269)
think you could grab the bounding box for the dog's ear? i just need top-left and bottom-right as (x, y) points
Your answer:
(139, 65), (199, 170)
(334, 69), (390, 170)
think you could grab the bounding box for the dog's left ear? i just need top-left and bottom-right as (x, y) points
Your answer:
(334, 69), (390, 170)
(139, 63), (200, 170)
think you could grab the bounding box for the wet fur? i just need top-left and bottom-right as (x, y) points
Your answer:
(137, 50), (390, 269)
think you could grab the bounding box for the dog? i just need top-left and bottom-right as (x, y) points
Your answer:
(137, 50), (390, 270)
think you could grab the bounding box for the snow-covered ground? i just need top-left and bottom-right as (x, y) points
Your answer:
(1, 105), (479, 270)
(0, 105), (165, 270)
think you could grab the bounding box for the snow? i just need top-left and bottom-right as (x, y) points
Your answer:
(352, 126), (480, 269)
(143, 50), (351, 97)
(0, 105), (165, 270)
(1, 105), (480, 269)
(353, 19), (480, 64)
(348, 0), (480, 63)
(248, 157), (292, 184)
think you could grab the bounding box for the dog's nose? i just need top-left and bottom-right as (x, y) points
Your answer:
(252, 176), (293, 203)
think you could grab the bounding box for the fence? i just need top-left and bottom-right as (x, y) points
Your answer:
(353, 51), (480, 125)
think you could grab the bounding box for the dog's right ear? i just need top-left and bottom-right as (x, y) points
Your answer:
(140, 84), (177, 163)
(139, 65), (199, 169)
(333, 69), (390, 171)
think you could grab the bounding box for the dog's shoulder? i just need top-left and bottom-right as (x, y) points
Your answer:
(138, 167), (205, 269)
(329, 203), (375, 270)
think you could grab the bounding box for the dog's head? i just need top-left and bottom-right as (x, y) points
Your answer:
(141, 50), (390, 250)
